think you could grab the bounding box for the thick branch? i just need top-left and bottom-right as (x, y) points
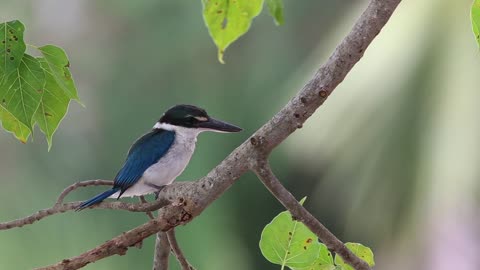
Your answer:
(153, 232), (170, 270)
(253, 160), (370, 270)
(36, 205), (186, 270)
(16, 0), (401, 268)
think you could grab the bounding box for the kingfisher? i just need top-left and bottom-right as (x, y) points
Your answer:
(77, 104), (242, 210)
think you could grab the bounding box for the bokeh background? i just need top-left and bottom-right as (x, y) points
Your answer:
(1, 0), (479, 269)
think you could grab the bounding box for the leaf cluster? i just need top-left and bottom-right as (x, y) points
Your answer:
(0, 20), (80, 148)
(259, 198), (375, 270)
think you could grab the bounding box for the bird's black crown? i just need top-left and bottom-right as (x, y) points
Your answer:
(159, 104), (209, 128)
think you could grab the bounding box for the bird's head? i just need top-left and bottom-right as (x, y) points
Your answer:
(155, 104), (242, 133)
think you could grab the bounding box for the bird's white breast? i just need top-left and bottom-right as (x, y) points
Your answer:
(112, 125), (200, 198)
(142, 133), (196, 186)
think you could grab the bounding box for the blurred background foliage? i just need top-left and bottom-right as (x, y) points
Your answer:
(1, 0), (479, 269)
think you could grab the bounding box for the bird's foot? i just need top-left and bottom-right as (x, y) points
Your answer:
(145, 183), (166, 200)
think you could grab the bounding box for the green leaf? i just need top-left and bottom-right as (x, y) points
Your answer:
(294, 244), (335, 270)
(334, 243), (375, 270)
(0, 54), (44, 130)
(0, 105), (30, 143)
(259, 198), (321, 269)
(202, 0), (264, 63)
(472, 0), (480, 46)
(0, 71), (30, 142)
(266, 0), (284, 25)
(0, 20), (26, 74)
(38, 45), (79, 101)
(34, 58), (71, 150)
(296, 265), (336, 270)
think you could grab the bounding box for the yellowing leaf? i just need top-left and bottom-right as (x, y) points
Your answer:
(0, 105), (30, 143)
(334, 243), (375, 270)
(294, 244), (335, 270)
(203, 0), (263, 63)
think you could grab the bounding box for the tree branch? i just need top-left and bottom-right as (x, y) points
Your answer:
(140, 196), (156, 220)
(8, 0), (402, 268)
(55, 180), (113, 206)
(0, 181), (186, 230)
(153, 232), (170, 270)
(35, 204), (185, 270)
(253, 159), (370, 270)
(166, 229), (195, 270)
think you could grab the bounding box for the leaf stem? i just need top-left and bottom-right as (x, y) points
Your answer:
(26, 43), (38, 49)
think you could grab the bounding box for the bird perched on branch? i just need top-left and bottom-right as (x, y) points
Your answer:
(77, 104), (242, 210)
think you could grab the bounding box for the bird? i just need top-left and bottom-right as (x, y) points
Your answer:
(76, 104), (242, 210)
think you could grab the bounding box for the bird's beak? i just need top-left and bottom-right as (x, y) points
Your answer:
(198, 117), (242, 133)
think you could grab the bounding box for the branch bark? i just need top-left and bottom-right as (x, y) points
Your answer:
(153, 232), (170, 270)
(7, 0), (402, 269)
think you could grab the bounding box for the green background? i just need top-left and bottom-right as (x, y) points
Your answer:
(1, 0), (479, 269)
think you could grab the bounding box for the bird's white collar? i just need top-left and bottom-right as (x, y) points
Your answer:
(153, 122), (203, 137)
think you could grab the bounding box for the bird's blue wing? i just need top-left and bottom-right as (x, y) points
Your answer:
(114, 129), (175, 193)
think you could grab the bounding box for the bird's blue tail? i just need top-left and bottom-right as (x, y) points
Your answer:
(76, 188), (119, 211)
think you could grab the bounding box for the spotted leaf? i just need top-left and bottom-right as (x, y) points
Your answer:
(0, 20), (26, 74)
(293, 244), (335, 270)
(334, 243), (375, 270)
(259, 197), (321, 269)
(39, 45), (79, 101)
(34, 58), (71, 150)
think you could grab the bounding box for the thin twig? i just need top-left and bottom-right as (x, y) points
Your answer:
(0, 197), (170, 230)
(55, 180), (113, 206)
(253, 160), (371, 270)
(167, 229), (195, 270)
(153, 232), (170, 270)
(140, 196), (155, 219)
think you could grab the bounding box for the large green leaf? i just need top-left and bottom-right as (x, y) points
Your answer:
(203, 0), (264, 63)
(38, 45), (79, 101)
(334, 243), (375, 270)
(260, 198), (321, 269)
(294, 244), (335, 270)
(34, 58), (71, 149)
(472, 0), (480, 47)
(0, 54), (44, 130)
(0, 20), (26, 74)
(266, 0), (284, 25)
